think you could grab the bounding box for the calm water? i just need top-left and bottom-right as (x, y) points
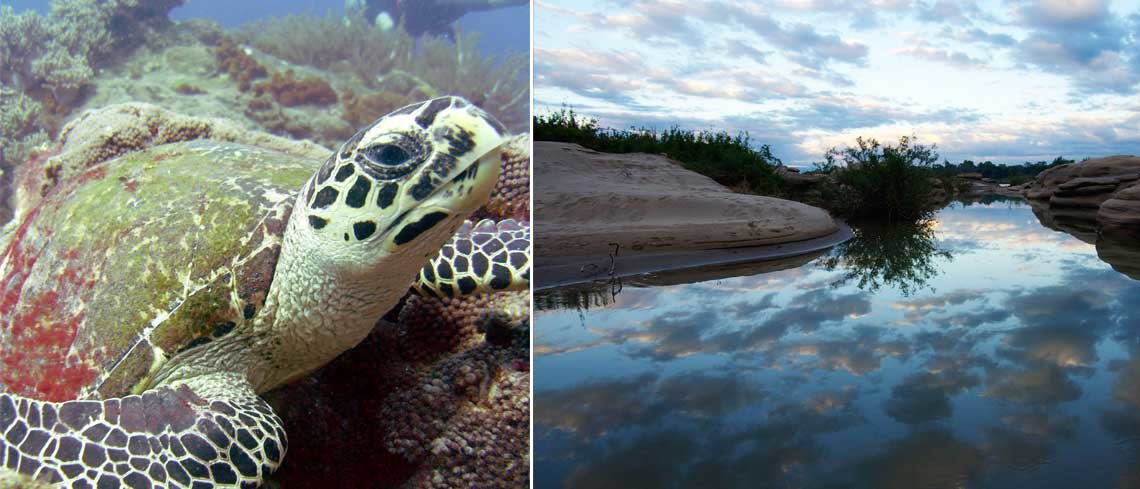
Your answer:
(534, 198), (1140, 489)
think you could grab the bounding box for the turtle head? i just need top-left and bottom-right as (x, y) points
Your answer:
(257, 97), (508, 390)
(296, 96), (507, 263)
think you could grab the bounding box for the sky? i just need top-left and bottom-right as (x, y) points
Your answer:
(534, 0), (1140, 167)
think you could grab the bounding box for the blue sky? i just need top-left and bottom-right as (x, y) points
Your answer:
(534, 0), (1140, 167)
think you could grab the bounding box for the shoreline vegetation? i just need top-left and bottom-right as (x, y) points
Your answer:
(535, 107), (1075, 222)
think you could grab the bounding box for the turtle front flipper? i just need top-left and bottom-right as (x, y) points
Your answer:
(412, 218), (531, 298)
(0, 372), (284, 488)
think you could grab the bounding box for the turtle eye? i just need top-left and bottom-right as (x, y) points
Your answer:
(365, 144), (411, 166)
(354, 132), (428, 181)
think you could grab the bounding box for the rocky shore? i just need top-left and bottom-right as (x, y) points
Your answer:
(1025, 155), (1140, 232)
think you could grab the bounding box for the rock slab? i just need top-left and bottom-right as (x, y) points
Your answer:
(535, 142), (840, 258)
(1024, 155), (1140, 231)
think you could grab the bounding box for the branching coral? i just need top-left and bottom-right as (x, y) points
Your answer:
(253, 70), (338, 107)
(0, 0), (184, 167)
(0, 88), (50, 172)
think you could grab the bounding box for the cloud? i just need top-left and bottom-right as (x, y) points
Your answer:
(766, 325), (910, 375)
(1016, 0), (1110, 28)
(894, 42), (989, 67)
(858, 429), (986, 488)
(760, 288), (872, 333)
(882, 370), (981, 424)
(534, 47), (651, 105)
(892, 288), (987, 311)
(536, 0), (1140, 166)
(728, 292), (779, 318)
(1011, 0), (1139, 94)
(535, 372), (660, 439)
(942, 26), (1018, 47)
(723, 2), (870, 68)
(984, 412), (1077, 471)
(983, 364), (1083, 405)
(938, 308), (1012, 328)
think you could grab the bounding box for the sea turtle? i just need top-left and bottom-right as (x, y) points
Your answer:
(0, 96), (530, 488)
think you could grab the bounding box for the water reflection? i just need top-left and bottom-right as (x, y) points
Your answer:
(822, 218), (952, 296)
(534, 200), (1140, 488)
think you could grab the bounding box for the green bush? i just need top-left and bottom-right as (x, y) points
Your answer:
(534, 107), (784, 194)
(815, 136), (940, 222)
(1006, 174), (1031, 186)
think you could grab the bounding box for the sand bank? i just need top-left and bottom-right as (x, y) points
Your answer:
(535, 142), (849, 288)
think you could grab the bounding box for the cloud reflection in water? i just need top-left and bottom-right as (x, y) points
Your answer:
(535, 200), (1140, 488)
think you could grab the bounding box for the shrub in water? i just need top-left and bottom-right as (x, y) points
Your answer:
(815, 136), (940, 221)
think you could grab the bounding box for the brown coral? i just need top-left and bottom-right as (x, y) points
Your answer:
(340, 88), (414, 129)
(263, 295), (530, 488)
(173, 83), (205, 95)
(252, 70), (337, 107)
(214, 36), (267, 92)
(383, 349), (531, 489)
(397, 291), (527, 364)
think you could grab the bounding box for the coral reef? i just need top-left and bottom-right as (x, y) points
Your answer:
(383, 332), (530, 489)
(243, 14), (413, 73)
(0, 89), (50, 167)
(263, 290), (530, 488)
(0, 0), (184, 171)
(252, 70), (338, 107)
(242, 15), (529, 133)
(397, 292), (528, 363)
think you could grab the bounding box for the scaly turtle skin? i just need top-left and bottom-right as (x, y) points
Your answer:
(0, 97), (529, 488)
